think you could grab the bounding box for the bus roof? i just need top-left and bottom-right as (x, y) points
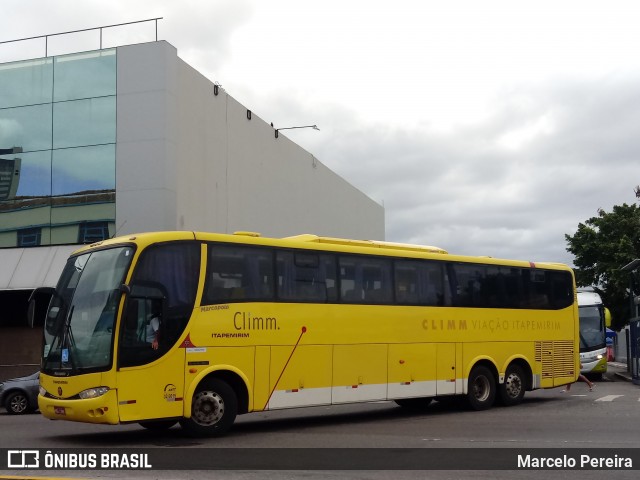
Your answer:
(75, 230), (571, 271)
(282, 234), (448, 255)
(577, 291), (603, 306)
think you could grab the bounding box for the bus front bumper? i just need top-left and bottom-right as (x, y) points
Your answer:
(38, 390), (120, 425)
(580, 356), (608, 374)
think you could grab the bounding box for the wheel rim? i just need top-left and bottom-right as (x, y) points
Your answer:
(10, 394), (28, 414)
(192, 391), (225, 426)
(472, 375), (490, 402)
(505, 372), (522, 398)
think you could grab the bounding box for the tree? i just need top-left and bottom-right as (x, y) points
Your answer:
(565, 203), (640, 330)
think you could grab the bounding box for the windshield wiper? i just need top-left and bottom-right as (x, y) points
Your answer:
(44, 305), (79, 371)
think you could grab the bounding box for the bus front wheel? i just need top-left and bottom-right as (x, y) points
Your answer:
(180, 378), (238, 437)
(499, 364), (526, 406)
(467, 365), (496, 410)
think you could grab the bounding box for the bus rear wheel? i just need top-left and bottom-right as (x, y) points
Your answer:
(467, 365), (496, 410)
(499, 364), (526, 406)
(180, 378), (237, 437)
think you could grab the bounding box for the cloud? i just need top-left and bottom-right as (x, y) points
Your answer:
(158, 0), (254, 75)
(266, 74), (640, 266)
(4, 0), (640, 269)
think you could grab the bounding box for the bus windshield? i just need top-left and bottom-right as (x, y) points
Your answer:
(42, 246), (134, 374)
(578, 305), (605, 351)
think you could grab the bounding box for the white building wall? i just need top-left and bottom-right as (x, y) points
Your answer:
(116, 41), (384, 240)
(173, 55), (230, 233)
(222, 94), (384, 238)
(116, 41), (179, 235)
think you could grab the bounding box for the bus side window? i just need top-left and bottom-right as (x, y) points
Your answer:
(339, 256), (392, 304)
(422, 262), (449, 306)
(204, 252), (244, 302)
(395, 260), (450, 307)
(203, 244), (274, 304)
(363, 260), (392, 303)
(482, 267), (500, 307)
(339, 258), (362, 302)
(524, 270), (550, 309)
(450, 264), (483, 307)
(502, 269), (523, 308)
(120, 242), (200, 368)
(548, 271), (574, 309)
(277, 251), (337, 303)
(394, 262), (420, 304)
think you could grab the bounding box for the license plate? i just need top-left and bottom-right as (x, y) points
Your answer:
(54, 406), (66, 415)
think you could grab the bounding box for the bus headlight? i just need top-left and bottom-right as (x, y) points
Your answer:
(39, 386), (47, 396)
(79, 387), (110, 399)
(596, 354), (603, 360)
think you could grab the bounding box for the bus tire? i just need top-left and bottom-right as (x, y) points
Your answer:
(180, 378), (237, 437)
(138, 419), (178, 430)
(394, 397), (432, 410)
(499, 364), (525, 406)
(467, 365), (496, 411)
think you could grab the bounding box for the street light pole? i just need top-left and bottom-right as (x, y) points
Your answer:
(275, 125), (319, 138)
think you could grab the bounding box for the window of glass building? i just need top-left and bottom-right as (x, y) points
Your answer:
(0, 49), (116, 248)
(53, 50), (116, 102)
(52, 145), (116, 196)
(52, 97), (116, 149)
(17, 227), (42, 247)
(0, 104), (53, 152)
(78, 221), (110, 244)
(0, 58), (53, 109)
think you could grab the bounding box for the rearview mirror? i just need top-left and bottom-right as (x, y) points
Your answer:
(27, 287), (56, 328)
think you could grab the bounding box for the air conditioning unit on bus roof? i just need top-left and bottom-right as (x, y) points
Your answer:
(283, 234), (448, 255)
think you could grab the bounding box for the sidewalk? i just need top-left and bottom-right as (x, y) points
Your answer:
(606, 361), (633, 382)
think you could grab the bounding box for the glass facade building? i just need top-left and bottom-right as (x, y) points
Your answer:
(0, 39), (386, 381)
(0, 49), (116, 248)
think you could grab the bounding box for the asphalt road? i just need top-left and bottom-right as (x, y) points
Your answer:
(1, 365), (639, 480)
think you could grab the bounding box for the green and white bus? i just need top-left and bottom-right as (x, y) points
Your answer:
(577, 291), (609, 377)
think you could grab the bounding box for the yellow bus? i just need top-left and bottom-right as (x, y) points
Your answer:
(33, 231), (578, 436)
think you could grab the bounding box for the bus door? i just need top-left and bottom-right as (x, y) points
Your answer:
(115, 242), (200, 422)
(117, 294), (186, 422)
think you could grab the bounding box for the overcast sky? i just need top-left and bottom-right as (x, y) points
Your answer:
(3, 0), (639, 266)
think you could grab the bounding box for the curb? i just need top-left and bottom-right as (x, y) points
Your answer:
(613, 372), (632, 382)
